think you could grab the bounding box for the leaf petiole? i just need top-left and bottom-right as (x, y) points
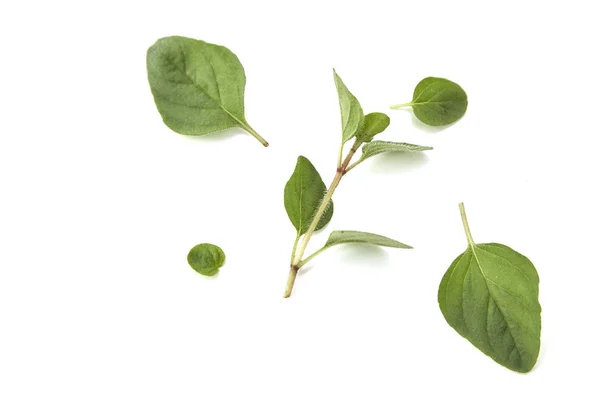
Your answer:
(389, 102), (413, 110)
(242, 124), (269, 147)
(458, 202), (475, 247)
(290, 232), (301, 264)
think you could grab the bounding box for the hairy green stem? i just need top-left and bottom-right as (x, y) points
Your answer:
(284, 139), (361, 297)
(459, 202), (475, 247)
(290, 233), (301, 264)
(337, 142), (344, 168)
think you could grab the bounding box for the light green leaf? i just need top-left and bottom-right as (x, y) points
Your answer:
(390, 77), (468, 126)
(438, 204), (541, 373)
(147, 36), (268, 146)
(360, 140), (433, 162)
(325, 230), (412, 249)
(356, 112), (390, 142)
(284, 156), (333, 235)
(333, 70), (364, 143)
(187, 243), (226, 276)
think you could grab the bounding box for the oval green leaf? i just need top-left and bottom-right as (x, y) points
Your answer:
(439, 204), (541, 372)
(284, 156), (333, 235)
(391, 77), (468, 126)
(360, 140), (433, 162)
(187, 243), (226, 276)
(333, 69), (364, 143)
(356, 112), (390, 142)
(147, 36), (268, 146)
(325, 230), (412, 249)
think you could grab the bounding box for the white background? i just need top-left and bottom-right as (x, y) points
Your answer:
(1, 0), (599, 398)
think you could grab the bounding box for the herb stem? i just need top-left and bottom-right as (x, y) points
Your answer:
(284, 139), (362, 297)
(389, 102), (413, 110)
(243, 124), (270, 147)
(284, 266), (299, 298)
(459, 202), (475, 247)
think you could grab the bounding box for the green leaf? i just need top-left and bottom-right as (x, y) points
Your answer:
(333, 70), (364, 143)
(356, 112), (390, 142)
(438, 204), (541, 372)
(360, 140), (433, 162)
(187, 243), (226, 276)
(324, 230), (412, 249)
(284, 156), (333, 235)
(391, 77), (468, 126)
(147, 36), (268, 146)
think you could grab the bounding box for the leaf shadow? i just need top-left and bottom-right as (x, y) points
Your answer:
(338, 244), (390, 268)
(298, 244), (390, 277)
(394, 107), (455, 133)
(195, 271), (220, 280)
(367, 151), (430, 175)
(411, 113), (455, 133)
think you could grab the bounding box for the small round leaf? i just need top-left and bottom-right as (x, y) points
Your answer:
(410, 77), (468, 126)
(187, 243), (226, 276)
(357, 112), (390, 142)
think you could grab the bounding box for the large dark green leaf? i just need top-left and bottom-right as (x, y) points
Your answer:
(284, 156), (333, 235)
(439, 205), (541, 372)
(147, 36), (268, 146)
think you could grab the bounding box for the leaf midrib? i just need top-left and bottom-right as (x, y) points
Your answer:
(173, 46), (248, 130)
(468, 245), (525, 363)
(298, 164), (304, 233)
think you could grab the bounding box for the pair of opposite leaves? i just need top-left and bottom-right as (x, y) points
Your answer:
(146, 36), (540, 373)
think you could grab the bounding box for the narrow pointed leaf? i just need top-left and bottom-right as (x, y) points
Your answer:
(333, 70), (364, 143)
(360, 140), (433, 162)
(147, 36), (268, 146)
(439, 205), (541, 373)
(324, 230), (412, 249)
(356, 112), (390, 142)
(284, 156), (333, 235)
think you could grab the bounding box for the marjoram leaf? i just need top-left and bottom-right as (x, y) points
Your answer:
(438, 205), (541, 372)
(284, 156), (333, 235)
(356, 112), (390, 143)
(360, 141), (433, 162)
(333, 70), (364, 143)
(408, 77), (468, 126)
(147, 36), (268, 146)
(325, 230), (412, 249)
(187, 243), (226, 276)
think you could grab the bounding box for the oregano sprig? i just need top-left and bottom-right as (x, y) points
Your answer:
(283, 70), (442, 298)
